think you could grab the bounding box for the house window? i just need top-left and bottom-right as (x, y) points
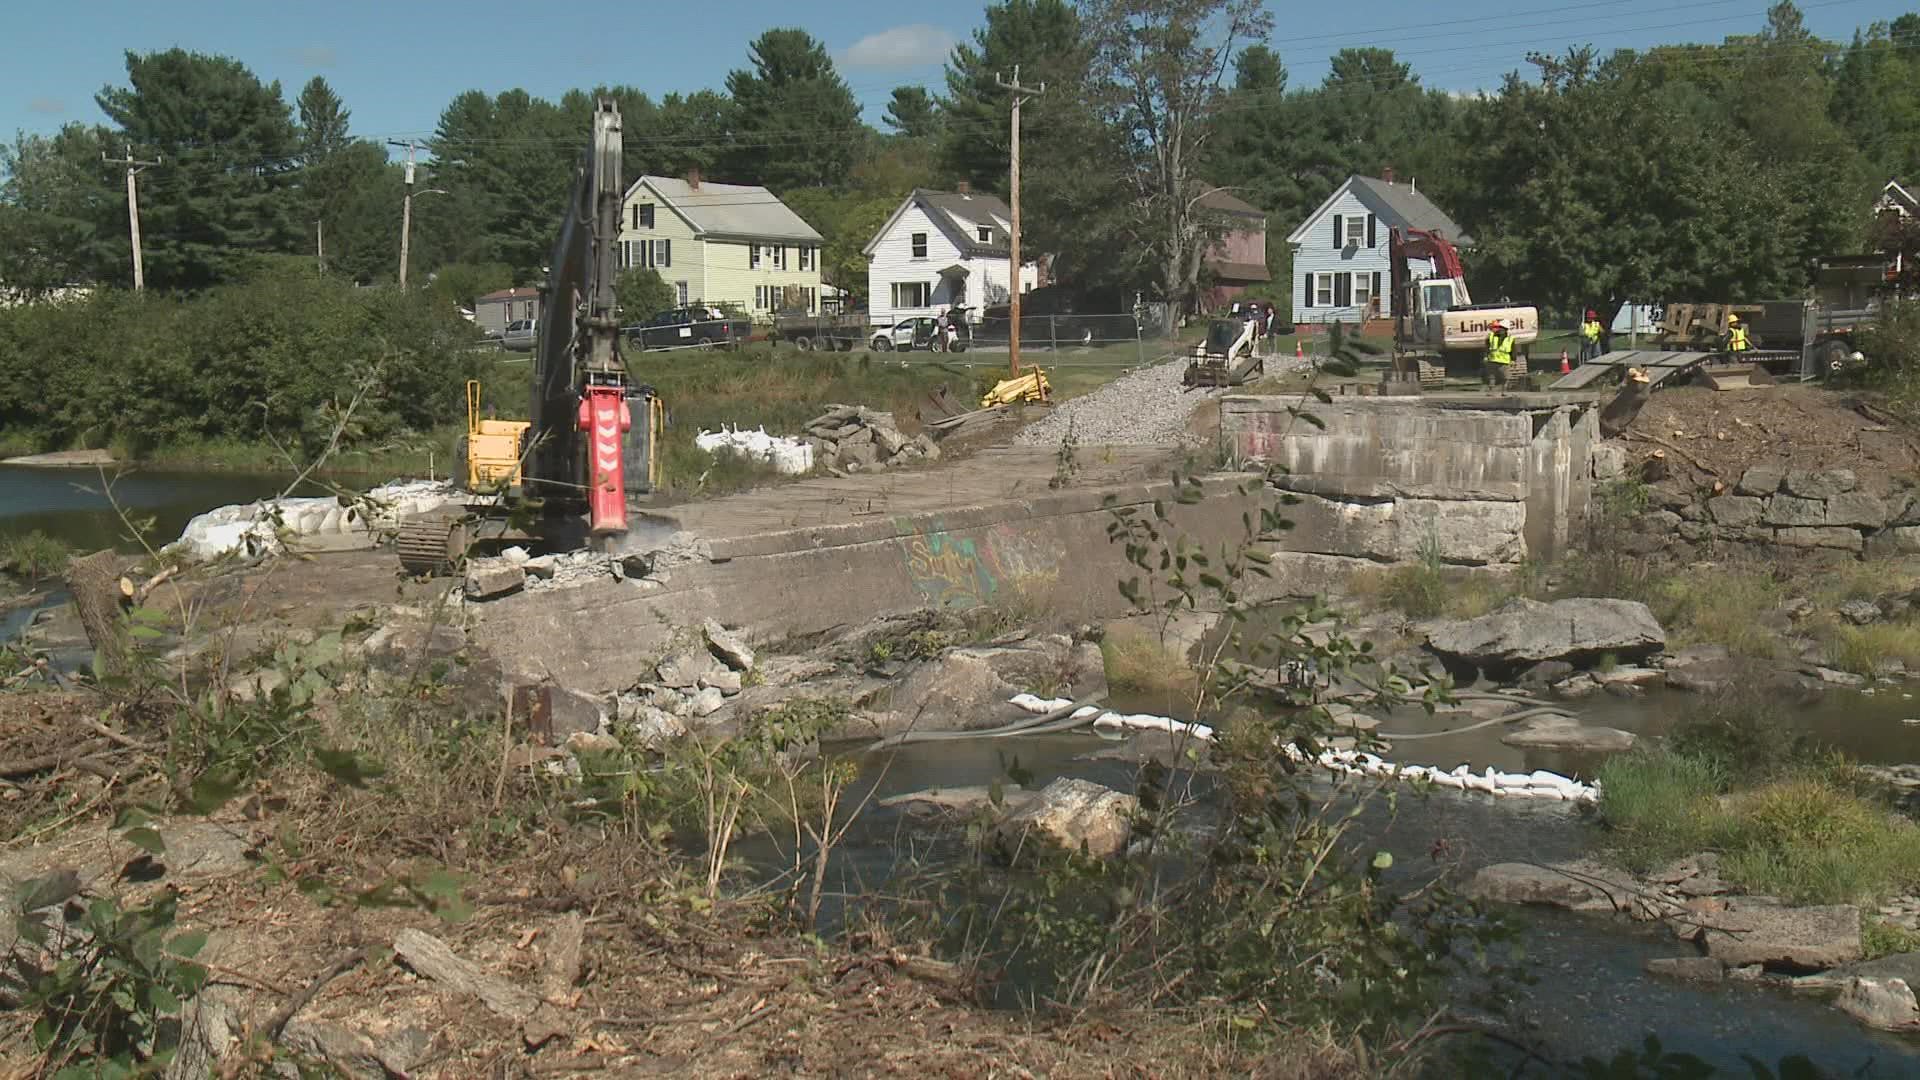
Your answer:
(653, 239), (670, 268)
(772, 245), (787, 270)
(977, 226), (992, 243)
(750, 244), (761, 269)
(638, 204), (655, 229)
(676, 280), (689, 304)
(802, 287), (816, 312)
(892, 281), (931, 308)
(1351, 272), (1371, 312)
(910, 232), (928, 259)
(799, 246), (814, 271)
(1315, 274), (1334, 307)
(1344, 216), (1366, 248)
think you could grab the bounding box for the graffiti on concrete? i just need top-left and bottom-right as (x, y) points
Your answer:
(897, 519), (1060, 609)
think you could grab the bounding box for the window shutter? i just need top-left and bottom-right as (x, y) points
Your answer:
(1367, 215), (1377, 248)
(1303, 273), (1313, 309)
(661, 239), (671, 268)
(1335, 273), (1351, 308)
(1332, 215), (1343, 249)
(1372, 272), (1382, 313)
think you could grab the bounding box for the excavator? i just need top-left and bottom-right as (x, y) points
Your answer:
(396, 100), (662, 574)
(1387, 227), (1538, 387)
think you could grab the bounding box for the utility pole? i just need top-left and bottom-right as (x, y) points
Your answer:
(103, 145), (161, 290)
(995, 66), (1043, 377)
(389, 139), (418, 289)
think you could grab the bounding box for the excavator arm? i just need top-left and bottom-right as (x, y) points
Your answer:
(526, 99), (632, 539)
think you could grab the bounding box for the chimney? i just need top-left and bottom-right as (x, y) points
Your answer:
(686, 168), (701, 191)
(1381, 166), (1395, 184)
(956, 180), (971, 195)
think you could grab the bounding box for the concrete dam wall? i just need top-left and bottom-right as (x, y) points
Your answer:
(1219, 393), (1600, 571)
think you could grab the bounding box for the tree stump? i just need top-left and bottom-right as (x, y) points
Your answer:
(64, 549), (129, 680)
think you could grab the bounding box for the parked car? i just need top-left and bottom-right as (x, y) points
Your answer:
(500, 318), (537, 351)
(622, 306), (751, 351)
(870, 314), (970, 353)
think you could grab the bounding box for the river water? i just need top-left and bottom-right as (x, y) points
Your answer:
(4, 467), (1919, 1068)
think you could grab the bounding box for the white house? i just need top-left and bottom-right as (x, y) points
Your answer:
(863, 186), (1040, 326)
(1876, 178), (1917, 219)
(1284, 171), (1473, 329)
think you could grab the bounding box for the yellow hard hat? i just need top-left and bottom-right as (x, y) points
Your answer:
(1727, 313), (1740, 324)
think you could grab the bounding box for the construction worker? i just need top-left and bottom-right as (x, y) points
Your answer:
(1485, 320), (1515, 391)
(1580, 309), (1604, 366)
(1725, 313), (1751, 355)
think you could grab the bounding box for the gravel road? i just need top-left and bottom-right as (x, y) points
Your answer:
(1014, 354), (1305, 448)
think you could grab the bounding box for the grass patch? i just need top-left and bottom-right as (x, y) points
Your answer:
(1821, 622), (1920, 676)
(1100, 623), (1198, 698)
(1646, 567), (1785, 658)
(1597, 750), (1920, 906)
(1864, 918), (1920, 960)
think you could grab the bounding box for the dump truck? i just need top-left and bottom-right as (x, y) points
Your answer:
(771, 309), (865, 351)
(1387, 227), (1538, 385)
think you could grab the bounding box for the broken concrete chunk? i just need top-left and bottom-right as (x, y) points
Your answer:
(688, 686), (727, 717)
(700, 668), (743, 694)
(657, 648), (723, 689)
(703, 619), (755, 671)
(463, 560), (526, 600)
(522, 555), (557, 580)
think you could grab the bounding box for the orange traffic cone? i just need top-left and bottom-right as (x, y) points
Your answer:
(1295, 340), (1304, 359)
(1559, 350), (1571, 374)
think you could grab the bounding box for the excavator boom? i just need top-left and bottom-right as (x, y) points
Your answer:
(527, 99), (633, 538)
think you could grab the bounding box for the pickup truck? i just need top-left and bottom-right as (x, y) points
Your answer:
(622, 306), (751, 352)
(771, 310), (865, 351)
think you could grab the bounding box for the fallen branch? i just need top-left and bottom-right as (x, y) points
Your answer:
(1623, 432), (1719, 477)
(268, 947), (367, 1040)
(0, 739), (112, 779)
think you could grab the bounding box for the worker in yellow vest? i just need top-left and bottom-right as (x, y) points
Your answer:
(1580, 309), (1604, 366)
(1725, 313), (1751, 355)
(1485, 320), (1514, 392)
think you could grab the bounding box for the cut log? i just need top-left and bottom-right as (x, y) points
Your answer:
(64, 549), (129, 680)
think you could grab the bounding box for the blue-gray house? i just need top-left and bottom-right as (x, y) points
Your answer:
(1285, 172), (1473, 330)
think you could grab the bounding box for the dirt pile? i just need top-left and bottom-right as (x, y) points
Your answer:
(1620, 386), (1920, 492)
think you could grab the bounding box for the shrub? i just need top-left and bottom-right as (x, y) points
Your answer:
(1666, 688), (1811, 782)
(1594, 750), (1727, 871)
(0, 530), (73, 585)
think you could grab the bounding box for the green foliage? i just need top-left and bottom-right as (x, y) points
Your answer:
(883, 86), (941, 139)
(1598, 749), (1920, 905)
(614, 267), (676, 323)
(95, 49), (303, 290)
(425, 261), (515, 311)
(1859, 299), (1920, 417)
(724, 30), (865, 191)
(0, 530), (75, 585)
(14, 866), (211, 1076)
(0, 266), (482, 458)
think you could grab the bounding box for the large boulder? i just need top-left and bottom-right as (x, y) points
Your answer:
(1500, 716), (1637, 753)
(1836, 977), (1920, 1031)
(1425, 598), (1666, 675)
(1699, 900), (1861, 971)
(1467, 862), (1627, 912)
(993, 777), (1136, 859)
(876, 637), (1103, 736)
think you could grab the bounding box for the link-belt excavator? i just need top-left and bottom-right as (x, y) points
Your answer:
(1388, 227), (1538, 386)
(396, 100), (661, 574)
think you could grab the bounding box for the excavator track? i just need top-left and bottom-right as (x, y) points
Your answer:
(395, 513), (472, 576)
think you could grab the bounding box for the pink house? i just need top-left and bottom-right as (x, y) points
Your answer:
(1197, 189), (1270, 312)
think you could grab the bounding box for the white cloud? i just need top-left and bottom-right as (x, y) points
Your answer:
(840, 25), (954, 70)
(26, 97), (65, 116)
(295, 45), (337, 67)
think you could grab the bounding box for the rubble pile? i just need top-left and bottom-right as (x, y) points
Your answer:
(614, 619), (758, 735)
(803, 404), (940, 474)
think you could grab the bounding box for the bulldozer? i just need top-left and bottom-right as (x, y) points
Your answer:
(396, 99), (663, 574)
(1182, 316), (1265, 387)
(1387, 227), (1538, 387)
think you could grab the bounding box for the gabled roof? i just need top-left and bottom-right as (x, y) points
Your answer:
(625, 175), (823, 244)
(1196, 188), (1267, 219)
(1285, 175), (1474, 248)
(1878, 179), (1917, 216)
(862, 189), (1027, 260)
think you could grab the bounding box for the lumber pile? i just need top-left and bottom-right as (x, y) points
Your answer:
(803, 404), (941, 474)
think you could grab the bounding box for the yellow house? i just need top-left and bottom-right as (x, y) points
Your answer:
(617, 172), (825, 318)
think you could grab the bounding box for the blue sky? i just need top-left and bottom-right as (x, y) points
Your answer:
(2, 0), (1911, 146)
